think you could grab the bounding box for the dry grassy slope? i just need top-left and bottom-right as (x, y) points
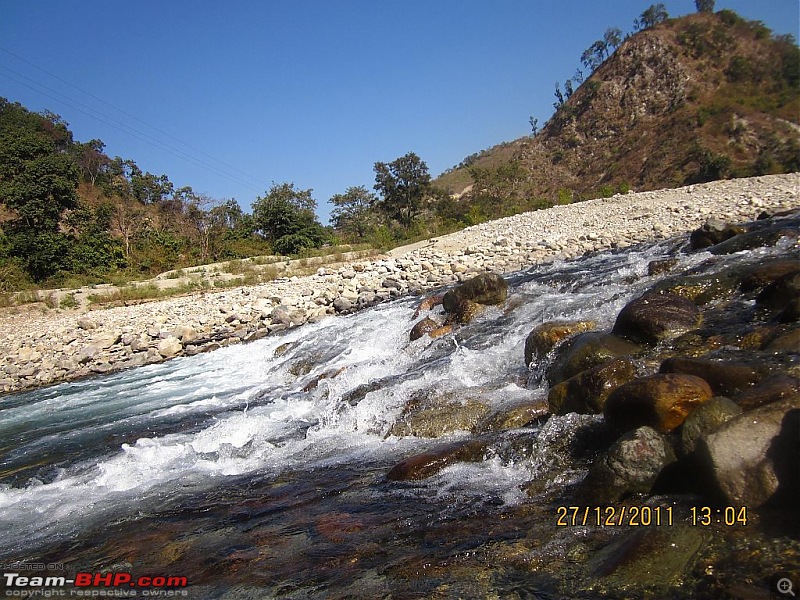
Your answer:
(436, 11), (799, 201)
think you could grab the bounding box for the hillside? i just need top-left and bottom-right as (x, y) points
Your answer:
(436, 10), (799, 213)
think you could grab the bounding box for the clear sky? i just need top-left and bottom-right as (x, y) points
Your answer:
(1, 1), (797, 223)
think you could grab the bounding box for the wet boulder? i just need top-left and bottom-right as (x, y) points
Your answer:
(390, 391), (490, 438)
(604, 373), (714, 434)
(477, 397), (549, 433)
(739, 260), (800, 292)
(709, 225), (797, 255)
(613, 292), (702, 345)
(650, 270), (740, 305)
(442, 272), (508, 313)
(659, 357), (763, 397)
(548, 358), (637, 415)
(444, 298), (483, 325)
(762, 326), (800, 352)
(386, 439), (488, 481)
(524, 320), (596, 367)
(756, 272), (800, 313)
(679, 396), (743, 455)
(546, 331), (640, 386)
(577, 426), (677, 503)
(734, 373), (800, 411)
(689, 219), (743, 250)
(696, 399), (800, 508)
(410, 317), (439, 341)
(647, 258), (679, 276)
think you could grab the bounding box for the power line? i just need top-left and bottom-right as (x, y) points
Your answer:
(0, 47), (270, 195)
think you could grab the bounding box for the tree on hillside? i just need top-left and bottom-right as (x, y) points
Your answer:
(72, 139), (110, 187)
(695, 0), (715, 13)
(330, 185), (377, 240)
(635, 3), (669, 31)
(373, 152), (431, 229)
(0, 127), (79, 280)
(252, 182), (326, 254)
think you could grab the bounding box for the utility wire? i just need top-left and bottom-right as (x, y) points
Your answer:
(0, 47), (269, 195)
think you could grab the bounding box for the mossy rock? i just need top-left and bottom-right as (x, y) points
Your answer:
(547, 331), (640, 386)
(524, 320), (597, 367)
(548, 358), (637, 415)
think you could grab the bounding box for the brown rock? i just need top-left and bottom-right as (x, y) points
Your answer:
(477, 397), (549, 432)
(546, 331), (640, 386)
(442, 272), (508, 312)
(613, 292), (702, 345)
(410, 317), (439, 341)
(648, 258), (679, 276)
(386, 440), (488, 481)
(735, 373), (800, 410)
(548, 358), (637, 415)
(680, 396), (742, 455)
(604, 374), (714, 433)
(659, 357), (763, 397)
(739, 260), (800, 292)
(524, 320), (596, 367)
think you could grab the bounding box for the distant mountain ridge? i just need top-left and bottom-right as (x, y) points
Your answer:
(435, 9), (799, 213)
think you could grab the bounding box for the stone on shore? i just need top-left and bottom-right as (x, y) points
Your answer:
(157, 336), (183, 358)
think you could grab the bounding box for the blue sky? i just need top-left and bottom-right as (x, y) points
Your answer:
(1, 1), (797, 223)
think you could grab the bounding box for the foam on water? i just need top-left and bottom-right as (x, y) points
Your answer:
(2, 234), (772, 556)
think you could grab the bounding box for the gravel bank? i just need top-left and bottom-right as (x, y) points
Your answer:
(1, 173), (798, 394)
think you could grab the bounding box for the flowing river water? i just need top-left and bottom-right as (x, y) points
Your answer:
(0, 231), (796, 599)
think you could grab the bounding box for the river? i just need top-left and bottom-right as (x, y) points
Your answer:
(0, 229), (796, 599)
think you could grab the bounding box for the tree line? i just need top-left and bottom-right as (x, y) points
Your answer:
(0, 97), (442, 288)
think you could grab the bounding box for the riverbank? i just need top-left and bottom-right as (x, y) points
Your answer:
(1, 173), (798, 394)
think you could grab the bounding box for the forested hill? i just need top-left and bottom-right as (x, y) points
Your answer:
(0, 98), (334, 288)
(435, 7), (799, 219)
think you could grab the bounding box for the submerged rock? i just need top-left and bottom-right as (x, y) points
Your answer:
(613, 292), (702, 344)
(390, 391), (490, 438)
(386, 439), (488, 481)
(734, 373), (800, 410)
(604, 373), (714, 433)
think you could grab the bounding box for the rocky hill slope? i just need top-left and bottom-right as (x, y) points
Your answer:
(437, 10), (799, 209)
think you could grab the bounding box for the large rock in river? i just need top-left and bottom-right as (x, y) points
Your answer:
(613, 292), (702, 345)
(546, 331), (640, 386)
(659, 357), (763, 397)
(604, 373), (714, 433)
(697, 398), (800, 508)
(442, 273), (508, 313)
(524, 320), (596, 367)
(548, 357), (637, 415)
(578, 426), (677, 503)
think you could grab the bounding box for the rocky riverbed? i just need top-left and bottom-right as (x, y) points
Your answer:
(1, 173), (798, 394)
